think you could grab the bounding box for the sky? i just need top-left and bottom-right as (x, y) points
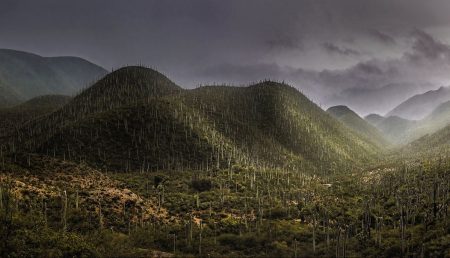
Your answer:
(2, 0), (450, 115)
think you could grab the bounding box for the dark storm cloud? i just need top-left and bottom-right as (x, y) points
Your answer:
(322, 43), (360, 56)
(200, 30), (450, 115)
(315, 30), (450, 115)
(200, 63), (285, 85)
(266, 37), (303, 51)
(2, 0), (450, 114)
(407, 29), (450, 61)
(368, 29), (396, 45)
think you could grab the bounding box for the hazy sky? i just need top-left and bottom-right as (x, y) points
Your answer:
(2, 0), (450, 115)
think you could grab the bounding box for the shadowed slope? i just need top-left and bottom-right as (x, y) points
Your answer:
(0, 95), (71, 138)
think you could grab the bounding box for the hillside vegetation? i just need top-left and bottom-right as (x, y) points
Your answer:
(406, 123), (450, 156)
(327, 105), (388, 148)
(1, 66), (448, 257)
(0, 152), (448, 257)
(5, 66), (382, 174)
(409, 101), (450, 139)
(0, 95), (71, 138)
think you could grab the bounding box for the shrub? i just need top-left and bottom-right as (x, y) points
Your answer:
(191, 179), (212, 192)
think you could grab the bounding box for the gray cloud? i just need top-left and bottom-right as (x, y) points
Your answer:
(199, 30), (450, 115)
(199, 63), (285, 85)
(407, 29), (450, 61)
(266, 37), (303, 51)
(2, 1), (450, 114)
(315, 30), (450, 114)
(322, 42), (361, 56)
(368, 29), (396, 45)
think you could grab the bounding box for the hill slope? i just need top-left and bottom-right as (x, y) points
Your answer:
(406, 123), (450, 156)
(403, 100), (450, 141)
(386, 86), (450, 120)
(6, 66), (381, 173)
(0, 49), (107, 107)
(0, 95), (71, 138)
(327, 106), (388, 147)
(422, 100), (450, 128)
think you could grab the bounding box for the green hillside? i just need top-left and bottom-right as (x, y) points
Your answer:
(408, 100), (450, 139)
(428, 100), (450, 119)
(406, 123), (450, 156)
(7, 66), (381, 174)
(327, 105), (388, 147)
(0, 95), (71, 138)
(0, 49), (106, 107)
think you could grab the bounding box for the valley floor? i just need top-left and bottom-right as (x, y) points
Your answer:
(0, 154), (449, 257)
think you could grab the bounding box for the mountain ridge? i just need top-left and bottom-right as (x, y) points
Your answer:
(0, 48), (107, 108)
(386, 86), (450, 120)
(5, 66), (382, 173)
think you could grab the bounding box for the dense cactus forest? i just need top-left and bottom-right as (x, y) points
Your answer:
(0, 66), (449, 257)
(4, 67), (381, 173)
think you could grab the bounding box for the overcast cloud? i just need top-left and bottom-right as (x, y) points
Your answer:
(1, 0), (450, 115)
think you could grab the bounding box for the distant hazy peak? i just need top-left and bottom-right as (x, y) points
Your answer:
(0, 48), (107, 108)
(365, 113), (384, 119)
(386, 86), (450, 120)
(327, 105), (355, 116)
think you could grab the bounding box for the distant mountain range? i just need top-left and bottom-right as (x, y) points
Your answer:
(0, 49), (107, 108)
(365, 99), (450, 144)
(328, 99), (450, 147)
(386, 86), (450, 120)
